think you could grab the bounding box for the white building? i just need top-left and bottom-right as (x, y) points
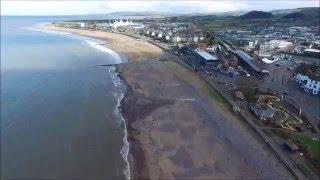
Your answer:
(171, 36), (181, 43)
(260, 40), (294, 52)
(75, 22), (86, 28)
(108, 19), (134, 28)
(304, 48), (320, 56)
(249, 41), (255, 49)
(206, 45), (218, 53)
(157, 31), (163, 39)
(165, 35), (171, 41)
(193, 36), (199, 42)
(295, 74), (320, 95)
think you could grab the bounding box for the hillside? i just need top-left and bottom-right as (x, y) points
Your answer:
(240, 11), (273, 19)
(283, 12), (305, 19)
(271, 7), (319, 19)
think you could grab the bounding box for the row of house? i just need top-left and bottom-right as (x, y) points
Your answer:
(294, 64), (320, 95)
(142, 23), (204, 43)
(144, 29), (204, 43)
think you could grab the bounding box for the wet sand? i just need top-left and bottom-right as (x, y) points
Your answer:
(42, 24), (293, 179)
(118, 60), (293, 179)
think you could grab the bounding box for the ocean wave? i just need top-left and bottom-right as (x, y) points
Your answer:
(23, 27), (71, 36)
(110, 67), (131, 180)
(85, 40), (122, 64)
(23, 26), (130, 178)
(119, 93), (131, 180)
(25, 26), (123, 64)
(109, 68), (122, 88)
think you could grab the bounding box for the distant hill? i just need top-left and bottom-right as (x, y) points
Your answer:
(270, 8), (300, 15)
(239, 11), (273, 19)
(214, 10), (248, 17)
(105, 11), (178, 18)
(297, 7), (320, 18)
(271, 7), (319, 15)
(283, 12), (305, 19)
(272, 7), (319, 18)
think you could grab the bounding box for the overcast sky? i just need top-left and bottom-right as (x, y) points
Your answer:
(1, 0), (319, 16)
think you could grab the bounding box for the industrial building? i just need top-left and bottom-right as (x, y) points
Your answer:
(234, 50), (264, 78)
(194, 49), (218, 62)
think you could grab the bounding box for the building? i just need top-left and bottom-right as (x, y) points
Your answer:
(206, 46), (218, 53)
(234, 50), (264, 78)
(295, 74), (320, 95)
(171, 36), (181, 43)
(157, 31), (163, 39)
(165, 35), (171, 41)
(294, 64), (320, 95)
(194, 48), (218, 62)
(303, 48), (320, 58)
(180, 46), (219, 70)
(260, 40), (294, 52)
(130, 24), (144, 30)
(248, 41), (255, 49)
(193, 36), (199, 42)
(108, 19), (134, 28)
(250, 103), (276, 121)
(151, 31), (156, 37)
(304, 79), (320, 94)
(75, 22), (86, 28)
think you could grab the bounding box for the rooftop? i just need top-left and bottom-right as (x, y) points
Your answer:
(235, 50), (261, 72)
(195, 49), (218, 61)
(296, 63), (320, 81)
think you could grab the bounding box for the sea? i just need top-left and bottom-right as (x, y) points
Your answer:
(1, 16), (130, 179)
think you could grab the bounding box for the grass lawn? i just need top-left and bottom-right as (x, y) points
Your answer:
(292, 134), (320, 168)
(271, 129), (320, 170)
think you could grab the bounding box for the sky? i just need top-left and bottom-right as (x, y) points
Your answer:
(1, 0), (319, 16)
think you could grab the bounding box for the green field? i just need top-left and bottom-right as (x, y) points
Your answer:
(292, 134), (320, 168)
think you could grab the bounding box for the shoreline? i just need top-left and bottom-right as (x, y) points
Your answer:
(37, 24), (165, 179)
(116, 68), (146, 179)
(39, 24), (294, 179)
(37, 24), (164, 62)
(110, 67), (131, 180)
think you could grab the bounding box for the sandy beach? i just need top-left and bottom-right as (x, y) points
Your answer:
(40, 24), (163, 62)
(41, 24), (294, 179)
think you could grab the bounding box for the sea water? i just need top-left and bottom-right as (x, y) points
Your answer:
(1, 16), (129, 179)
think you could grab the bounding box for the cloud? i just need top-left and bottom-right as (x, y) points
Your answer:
(103, 1), (159, 12)
(1, 1), (105, 15)
(1, 0), (318, 16)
